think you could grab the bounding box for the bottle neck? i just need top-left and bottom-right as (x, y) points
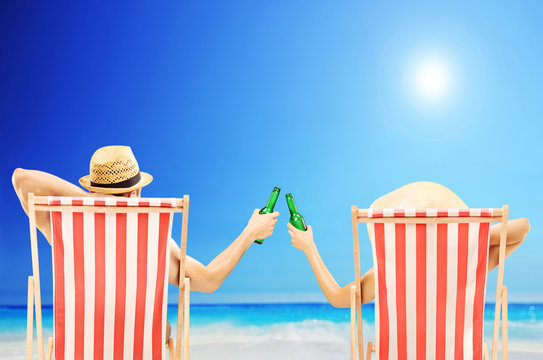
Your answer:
(265, 191), (280, 210)
(286, 196), (299, 214)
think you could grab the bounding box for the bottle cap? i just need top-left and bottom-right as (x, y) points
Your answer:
(273, 186), (281, 192)
(286, 193), (293, 197)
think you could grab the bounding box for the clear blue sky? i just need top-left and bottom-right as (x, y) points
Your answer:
(1, 1), (541, 305)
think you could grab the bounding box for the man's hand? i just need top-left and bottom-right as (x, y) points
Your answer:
(288, 222), (315, 253)
(246, 209), (279, 240)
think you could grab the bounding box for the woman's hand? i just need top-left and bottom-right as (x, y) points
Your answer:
(287, 222), (315, 253)
(246, 209), (279, 240)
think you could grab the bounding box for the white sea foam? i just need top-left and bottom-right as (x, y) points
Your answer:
(483, 319), (543, 341)
(0, 329), (53, 360)
(184, 320), (356, 360)
(188, 319), (371, 345)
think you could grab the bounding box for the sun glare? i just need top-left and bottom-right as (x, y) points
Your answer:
(379, 18), (485, 138)
(412, 58), (452, 102)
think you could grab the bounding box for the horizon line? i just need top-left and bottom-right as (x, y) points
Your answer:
(1, 301), (542, 308)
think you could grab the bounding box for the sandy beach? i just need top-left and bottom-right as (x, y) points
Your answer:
(2, 304), (542, 359)
(4, 336), (542, 360)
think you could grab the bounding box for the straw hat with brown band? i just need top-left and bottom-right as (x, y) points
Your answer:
(79, 145), (153, 194)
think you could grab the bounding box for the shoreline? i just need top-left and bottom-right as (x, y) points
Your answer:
(2, 303), (541, 358)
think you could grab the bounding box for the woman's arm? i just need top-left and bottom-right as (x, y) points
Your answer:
(288, 223), (375, 308)
(287, 216), (530, 307)
(168, 209), (280, 292)
(12, 168), (89, 242)
(487, 218), (530, 272)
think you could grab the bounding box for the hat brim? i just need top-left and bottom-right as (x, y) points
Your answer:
(79, 172), (153, 194)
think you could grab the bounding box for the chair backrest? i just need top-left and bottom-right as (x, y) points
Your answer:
(350, 206), (511, 360)
(366, 209), (496, 360)
(46, 196), (181, 360)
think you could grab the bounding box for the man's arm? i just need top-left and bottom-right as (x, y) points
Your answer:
(12, 168), (89, 242)
(168, 209), (280, 293)
(288, 223), (375, 308)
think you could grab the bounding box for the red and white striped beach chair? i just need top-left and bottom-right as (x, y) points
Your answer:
(25, 194), (191, 360)
(350, 207), (510, 360)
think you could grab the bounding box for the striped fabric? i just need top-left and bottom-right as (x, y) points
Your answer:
(48, 196), (178, 208)
(368, 208), (493, 218)
(49, 197), (173, 360)
(369, 209), (491, 360)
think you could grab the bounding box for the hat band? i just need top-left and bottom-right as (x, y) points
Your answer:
(90, 172), (141, 189)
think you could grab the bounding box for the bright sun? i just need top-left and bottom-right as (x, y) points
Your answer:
(413, 58), (452, 102)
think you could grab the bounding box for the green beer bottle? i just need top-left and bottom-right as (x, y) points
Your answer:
(286, 193), (307, 231)
(254, 186), (281, 244)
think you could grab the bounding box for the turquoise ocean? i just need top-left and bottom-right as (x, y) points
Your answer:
(1, 303), (542, 359)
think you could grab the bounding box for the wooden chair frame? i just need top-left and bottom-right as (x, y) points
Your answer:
(350, 206), (509, 360)
(25, 193), (191, 360)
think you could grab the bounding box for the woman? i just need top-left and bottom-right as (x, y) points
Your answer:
(287, 181), (530, 308)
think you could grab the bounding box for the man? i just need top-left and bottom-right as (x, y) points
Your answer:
(13, 145), (280, 337)
(287, 181), (530, 307)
